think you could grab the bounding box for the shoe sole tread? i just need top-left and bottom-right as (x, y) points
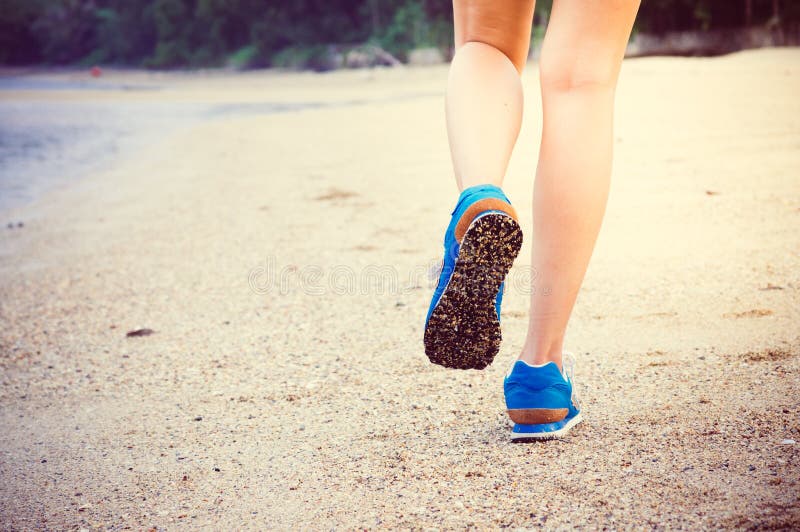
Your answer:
(424, 213), (522, 370)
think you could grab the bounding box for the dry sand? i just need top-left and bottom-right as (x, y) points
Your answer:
(1, 48), (799, 529)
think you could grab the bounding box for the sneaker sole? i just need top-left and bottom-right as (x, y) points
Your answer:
(510, 412), (584, 442)
(507, 408), (569, 425)
(424, 212), (523, 370)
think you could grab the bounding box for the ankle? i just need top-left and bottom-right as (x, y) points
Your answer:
(518, 352), (563, 369)
(519, 338), (564, 369)
(458, 178), (504, 192)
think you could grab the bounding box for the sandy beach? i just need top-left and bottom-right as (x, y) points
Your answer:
(1, 48), (799, 529)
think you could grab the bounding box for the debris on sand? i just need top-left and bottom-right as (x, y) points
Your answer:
(126, 328), (155, 337)
(313, 188), (359, 201)
(722, 309), (773, 319)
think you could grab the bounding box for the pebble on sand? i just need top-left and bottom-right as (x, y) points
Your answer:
(126, 328), (155, 337)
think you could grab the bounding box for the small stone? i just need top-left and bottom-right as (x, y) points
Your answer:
(126, 328), (154, 337)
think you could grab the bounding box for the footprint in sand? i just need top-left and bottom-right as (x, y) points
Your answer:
(313, 188), (359, 201)
(740, 348), (792, 362)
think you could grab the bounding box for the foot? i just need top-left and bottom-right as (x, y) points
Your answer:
(424, 184), (522, 370)
(503, 355), (583, 441)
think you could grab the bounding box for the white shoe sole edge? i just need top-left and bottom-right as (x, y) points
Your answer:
(510, 412), (584, 441)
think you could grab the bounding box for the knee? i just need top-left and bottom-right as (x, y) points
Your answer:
(538, 47), (619, 94)
(454, 40), (527, 74)
(452, 0), (535, 72)
(538, 0), (639, 94)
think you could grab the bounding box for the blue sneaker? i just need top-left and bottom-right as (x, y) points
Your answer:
(424, 184), (522, 370)
(504, 355), (583, 441)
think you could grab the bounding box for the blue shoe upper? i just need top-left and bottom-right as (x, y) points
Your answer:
(425, 184), (513, 326)
(504, 361), (578, 417)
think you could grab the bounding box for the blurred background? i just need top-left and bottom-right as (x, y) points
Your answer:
(2, 0), (799, 69)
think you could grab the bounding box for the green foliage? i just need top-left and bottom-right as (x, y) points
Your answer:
(378, 1), (428, 59)
(635, 0), (787, 33)
(270, 45), (339, 71)
(535, 0), (554, 24)
(147, 0), (192, 67)
(93, 3), (157, 64)
(227, 45), (258, 70)
(1, 0), (797, 68)
(0, 0), (46, 64)
(371, 0), (452, 59)
(30, 0), (99, 65)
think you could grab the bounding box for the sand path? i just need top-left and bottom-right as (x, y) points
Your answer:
(1, 49), (799, 529)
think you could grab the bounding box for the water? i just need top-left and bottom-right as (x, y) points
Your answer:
(0, 99), (202, 211)
(0, 75), (435, 213)
(0, 78), (325, 212)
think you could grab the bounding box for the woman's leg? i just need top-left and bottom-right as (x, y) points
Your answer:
(520, 0), (640, 367)
(447, 0), (535, 190)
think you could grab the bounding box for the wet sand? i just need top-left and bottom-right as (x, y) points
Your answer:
(1, 48), (799, 529)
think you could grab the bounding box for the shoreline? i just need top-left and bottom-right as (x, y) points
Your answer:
(0, 65), (444, 215)
(3, 46), (796, 217)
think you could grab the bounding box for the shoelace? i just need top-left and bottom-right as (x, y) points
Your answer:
(562, 351), (581, 409)
(562, 351), (576, 382)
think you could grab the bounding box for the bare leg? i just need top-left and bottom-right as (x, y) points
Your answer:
(447, 0), (535, 190)
(520, 0), (641, 367)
